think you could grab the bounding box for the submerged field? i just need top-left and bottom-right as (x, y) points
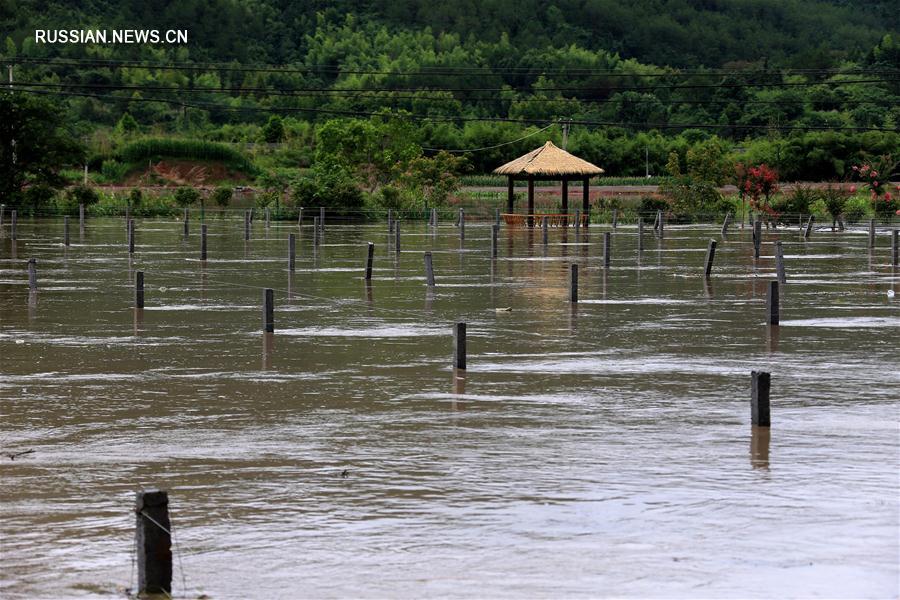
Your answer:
(1, 217), (898, 598)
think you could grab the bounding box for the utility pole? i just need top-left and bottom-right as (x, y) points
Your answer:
(562, 121), (570, 150)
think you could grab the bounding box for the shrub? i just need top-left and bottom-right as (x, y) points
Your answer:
(23, 184), (57, 214)
(128, 188), (143, 207)
(842, 195), (871, 223)
(118, 138), (255, 173)
(65, 184), (100, 208)
(173, 187), (201, 207)
(290, 167), (364, 214)
(808, 198), (830, 219)
(775, 185), (819, 216)
(375, 185), (404, 210)
(638, 195), (669, 214)
(211, 186), (232, 207)
(99, 160), (129, 183)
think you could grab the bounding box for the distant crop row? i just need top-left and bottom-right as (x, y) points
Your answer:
(117, 139), (256, 173)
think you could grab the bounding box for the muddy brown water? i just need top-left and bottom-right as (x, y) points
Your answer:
(1, 217), (898, 599)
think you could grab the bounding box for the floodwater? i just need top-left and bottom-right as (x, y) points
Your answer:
(1, 215), (898, 599)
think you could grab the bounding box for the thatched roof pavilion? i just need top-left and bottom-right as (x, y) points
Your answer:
(493, 140), (604, 226)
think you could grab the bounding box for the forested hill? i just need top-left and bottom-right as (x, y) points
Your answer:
(1, 0), (897, 68)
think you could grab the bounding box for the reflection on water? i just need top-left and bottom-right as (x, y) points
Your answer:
(1, 218), (898, 599)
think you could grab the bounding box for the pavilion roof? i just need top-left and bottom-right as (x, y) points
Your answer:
(493, 140), (604, 177)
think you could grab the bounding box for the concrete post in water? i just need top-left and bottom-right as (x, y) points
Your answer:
(868, 219), (875, 248)
(611, 209), (618, 229)
(395, 220), (401, 253)
(79, 203), (85, 232)
(574, 209), (581, 229)
(453, 322), (466, 370)
(704, 239), (717, 277)
(183, 208), (189, 237)
(128, 219), (135, 254)
(751, 371), (771, 427)
(263, 288), (274, 333)
(459, 208), (465, 240)
(388, 209), (393, 233)
(288, 233), (296, 271)
(431, 207), (438, 228)
(27, 258), (36, 291)
(603, 232), (611, 267)
(297, 207), (303, 228)
(125, 206), (130, 229)
(319, 206), (325, 230)
(721, 213), (731, 236)
(775, 241), (786, 284)
(542, 216), (549, 245)
(200, 224), (208, 261)
(653, 210), (659, 232)
(135, 271), (144, 309)
(244, 210), (251, 241)
(11, 210), (16, 240)
(64, 216), (70, 246)
(312, 217), (320, 245)
(893, 230), (899, 266)
(365, 242), (375, 280)
(804, 215), (814, 239)
(491, 224), (499, 257)
(656, 210), (664, 237)
(265, 207), (270, 228)
(495, 208), (501, 228)
(135, 490), (172, 596)
(569, 263), (578, 303)
(637, 218), (644, 252)
(424, 251), (435, 286)
(766, 280), (779, 325)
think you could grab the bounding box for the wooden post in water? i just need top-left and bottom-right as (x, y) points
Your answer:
(704, 239), (717, 277)
(265, 207), (270, 229)
(459, 208), (465, 241)
(637, 218), (644, 252)
(135, 490), (172, 596)
(574, 209), (581, 229)
(79, 203), (85, 232)
(11, 210), (16, 241)
(603, 232), (611, 267)
(243, 210), (251, 241)
(183, 208), (189, 237)
(64, 216), (70, 246)
(491, 224), (499, 257)
(893, 230), (899, 266)
(753, 220), (762, 259)
(751, 371), (771, 427)
(721, 213), (731, 236)
(288, 233), (296, 271)
(803, 215), (814, 239)
(653, 210), (659, 232)
(453, 322), (466, 370)
(388, 209), (393, 233)
(868, 219), (875, 248)
(365, 242), (374, 280)
(125, 206), (130, 230)
(200, 224), (208, 260)
(128, 219), (135, 255)
(263, 288), (274, 333)
(775, 240), (786, 284)
(319, 206), (325, 230)
(766, 280), (779, 325)
(135, 271), (144, 309)
(611, 208), (618, 229)
(424, 251), (435, 287)
(542, 216), (549, 245)
(395, 220), (401, 253)
(27, 258), (36, 291)
(569, 264), (578, 303)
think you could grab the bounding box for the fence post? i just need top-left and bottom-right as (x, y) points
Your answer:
(135, 490), (172, 596)
(388, 209), (393, 233)
(11, 210), (16, 241)
(431, 207), (438, 228)
(365, 242), (375, 280)
(569, 263), (578, 303)
(803, 215), (814, 239)
(128, 219), (135, 255)
(751, 371), (771, 427)
(395, 220), (401, 253)
(459, 208), (465, 240)
(542, 216), (549, 245)
(313, 217), (320, 246)
(657, 210), (664, 237)
(244, 210), (251, 241)
(721, 213), (731, 236)
(868, 219), (875, 248)
(319, 206), (325, 230)
(135, 271), (144, 309)
(453, 322), (466, 370)
(775, 240), (786, 284)
(288, 233), (296, 271)
(603, 232), (611, 267)
(574, 209), (581, 229)
(491, 224), (499, 257)
(79, 203), (85, 232)
(495, 208), (500, 228)
(638, 218), (644, 252)
(704, 239), (717, 277)
(200, 224), (208, 261)
(893, 230), (899, 266)
(64, 216), (70, 246)
(265, 207), (270, 229)
(425, 251), (435, 287)
(753, 220), (762, 259)
(27, 258), (36, 291)
(766, 280), (779, 325)
(297, 207), (303, 229)
(263, 288), (274, 333)
(183, 208), (189, 237)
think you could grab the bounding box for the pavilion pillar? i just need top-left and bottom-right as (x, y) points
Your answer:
(582, 177), (590, 217)
(506, 176), (514, 214)
(527, 177), (535, 228)
(562, 178), (569, 227)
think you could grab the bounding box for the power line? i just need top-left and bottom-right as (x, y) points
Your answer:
(10, 86), (897, 133)
(422, 123), (557, 153)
